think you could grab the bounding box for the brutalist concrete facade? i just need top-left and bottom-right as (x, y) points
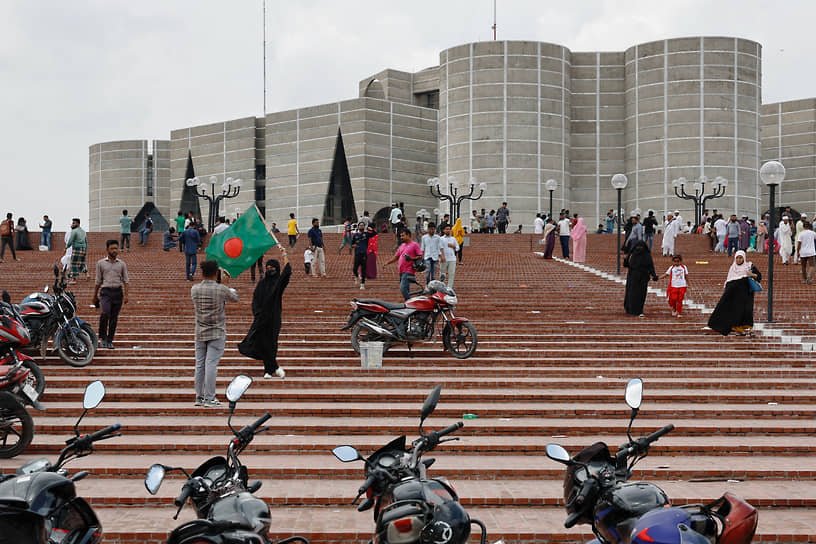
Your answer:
(168, 117), (260, 227)
(761, 98), (816, 215)
(89, 140), (170, 232)
(91, 36), (816, 232)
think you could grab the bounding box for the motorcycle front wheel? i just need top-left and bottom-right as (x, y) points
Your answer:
(0, 393), (34, 458)
(56, 329), (95, 367)
(350, 322), (393, 355)
(80, 322), (99, 351)
(20, 360), (45, 397)
(442, 322), (478, 359)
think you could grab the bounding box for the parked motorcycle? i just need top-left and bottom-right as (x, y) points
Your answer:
(145, 375), (310, 544)
(0, 290), (46, 458)
(332, 385), (487, 544)
(17, 264), (96, 367)
(0, 380), (120, 543)
(545, 378), (758, 544)
(341, 279), (477, 358)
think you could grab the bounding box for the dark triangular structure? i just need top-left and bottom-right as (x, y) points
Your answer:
(181, 149), (202, 219)
(322, 128), (357, 225)
(133, 202), (169, 232)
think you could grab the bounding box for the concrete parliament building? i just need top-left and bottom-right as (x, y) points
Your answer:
(89, 36), (816, 232)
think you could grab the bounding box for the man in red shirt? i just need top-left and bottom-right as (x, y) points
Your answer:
(385, 230), (422, 300)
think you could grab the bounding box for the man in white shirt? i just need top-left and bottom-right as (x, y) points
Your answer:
(213, 216), (228, 235)
(438, 224), (460, 288)
(557, 213), (571, 259)
(794, 213), (807, 264)
(533, 213), (545, 235)
(389, 204), (402, 233)
(713, 216), (728, 252)
(796, 220), (815, 284)
(420, 222), (445, 282)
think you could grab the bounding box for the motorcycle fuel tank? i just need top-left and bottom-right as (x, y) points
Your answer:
(594, 482), (669, 544)
(631, 508), (710, 544)
(208, 491), (271, 535)
(377, 479), (471, 544)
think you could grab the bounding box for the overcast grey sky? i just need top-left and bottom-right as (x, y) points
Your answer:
(1, 0), (814, 232)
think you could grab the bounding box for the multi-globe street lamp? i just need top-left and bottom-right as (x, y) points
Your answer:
(427, 176), (487, 224)
(759, 160), (786, 323)
(611, 173), (628, 275)
(545, 178), (558, 220)
(671, 175), (727, 228)
(185, 176), (242, 232)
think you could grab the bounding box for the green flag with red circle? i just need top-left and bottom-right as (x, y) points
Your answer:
(205, 205), (278, 277)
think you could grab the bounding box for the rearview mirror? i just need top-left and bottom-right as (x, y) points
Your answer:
(144, 464), (166, 495)
(83, 381), (105, 409)
(332, 445), (362, 463)
(420, 385), (442, 422)
(625, 378), (643, 410)
(545, 443), (571, 464)
(1, 291), (10, 304)
(44, 286), (49, 293)
(53, 264), (60, 278)
(226, 375), (252, 403)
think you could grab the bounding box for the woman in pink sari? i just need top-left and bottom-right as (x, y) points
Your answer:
(570, 217), (587, 262)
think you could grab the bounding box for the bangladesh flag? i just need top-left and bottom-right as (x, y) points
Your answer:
(205, 205), (278, 277)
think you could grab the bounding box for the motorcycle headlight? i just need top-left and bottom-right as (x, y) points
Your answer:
(443, 294), (458, 306)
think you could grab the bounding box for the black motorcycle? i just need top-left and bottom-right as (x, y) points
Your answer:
(545, 378), (758, 544)
(0, 380), (121, 544)
(332, 385), (487, 544)
(145, 375), (311, 544)
(17, 265), (96, 367)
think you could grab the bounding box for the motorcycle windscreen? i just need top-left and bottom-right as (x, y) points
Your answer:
(366, 436), (407, 465)
(0, 510), (47, 544)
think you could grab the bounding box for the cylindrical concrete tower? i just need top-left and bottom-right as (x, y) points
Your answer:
(624, 37), (762, 221)
(89, 140), (149, 232)
(438, 41), (571, 218)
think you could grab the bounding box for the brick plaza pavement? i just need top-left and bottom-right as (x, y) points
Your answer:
(0, 230), (814, 543)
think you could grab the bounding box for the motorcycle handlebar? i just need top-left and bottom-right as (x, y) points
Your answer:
(174, 482), (193, 508)
(616, 424), (675, 462)
(436, 421), (464, 438)
(643, 424), (674, 445)
(358, 472), (377, 495)
(88, 423), (121, 442)
(72, 424), (121, 451)
(239, 413), (271, 438)
(564, 478), (598, 528)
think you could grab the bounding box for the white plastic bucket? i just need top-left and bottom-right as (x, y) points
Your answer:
(360, 341), (384, 368)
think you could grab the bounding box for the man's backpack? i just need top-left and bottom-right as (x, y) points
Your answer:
(0, 221), (10, 236)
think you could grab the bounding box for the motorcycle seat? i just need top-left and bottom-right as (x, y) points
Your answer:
(354, 299), (406, 310)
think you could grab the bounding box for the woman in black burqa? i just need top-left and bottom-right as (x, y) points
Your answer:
(238, 247), (291, 378)
(623, 240), (658, 317)
(707, 250), (761, 336)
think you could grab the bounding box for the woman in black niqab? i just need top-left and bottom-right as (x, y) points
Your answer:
(238, 247), (291, 378)
(623, 241), (658, 316)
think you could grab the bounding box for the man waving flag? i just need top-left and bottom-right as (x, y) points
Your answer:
(206, 205), (278, 277)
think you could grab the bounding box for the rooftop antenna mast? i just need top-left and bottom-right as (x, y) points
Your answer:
(263, 0), (267, 115)
(492, 0), (497, 40)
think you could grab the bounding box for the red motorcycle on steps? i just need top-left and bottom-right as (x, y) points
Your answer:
(341, 280), (477, 359)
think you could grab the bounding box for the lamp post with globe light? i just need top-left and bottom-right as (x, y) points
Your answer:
(545, 179), (558, 220)
(671, 175), (727, 228)
(428, 176), (487, 224)
(759, 160), (786, 323)
(185, 176), (242, 232)
(611, 174), (628, 275)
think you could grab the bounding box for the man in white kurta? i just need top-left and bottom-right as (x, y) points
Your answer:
(777, 216), (793, 264)
(662, 217), (681, 256)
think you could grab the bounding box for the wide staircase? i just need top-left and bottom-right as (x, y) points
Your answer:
(0, 230), (814, 543)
